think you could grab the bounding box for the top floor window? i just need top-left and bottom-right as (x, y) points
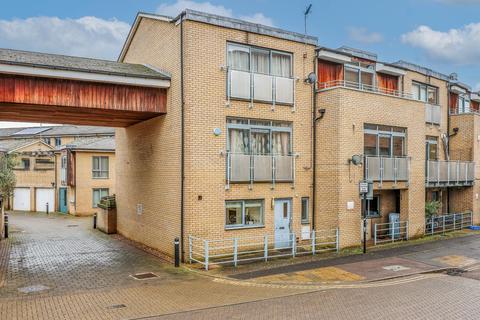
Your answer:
(55, 137), (62, 146)
(364, 124), (407, 157)
(344, 61), (375, 89)
(43, 137), (51, 145)
(458, 95), (470, 113)
(412, 82), (438, 105)
(227, 43), (292, 78)
(92, 156), (109, 179)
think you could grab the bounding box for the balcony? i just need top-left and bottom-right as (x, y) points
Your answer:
(426, 160), (475, 187)
(365, 156), (410, 184)
(425, 104), (441, 125)
(226, 153), (295, 188)
(318, 80), (413, 100)
(227, 69), (295, 107)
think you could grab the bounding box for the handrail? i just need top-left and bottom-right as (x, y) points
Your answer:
(365, 156), (410, 184)
(426, 160), (475, 186)
(189, 229), (339, 270)
(318, 80), (414, 99)
(425, 212), (472, 235)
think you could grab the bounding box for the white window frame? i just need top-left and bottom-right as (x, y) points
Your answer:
(92, 156), (109, 179)
(227, 43), (293, 78)
(225, 199), (265, 229)
(412, 81), (438, 105)
(364, 124), (407, 157)
(92, 188), (109, 208)
(301, 197), (309, 224)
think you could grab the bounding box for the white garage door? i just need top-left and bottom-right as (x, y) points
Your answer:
(36, 188), (55, 212)
(13, 188), (31, 211)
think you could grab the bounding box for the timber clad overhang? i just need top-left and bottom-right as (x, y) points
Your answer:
(0, 49), (170, 127)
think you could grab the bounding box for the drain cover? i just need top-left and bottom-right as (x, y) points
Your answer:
(446, 269), (465, 276)
(130, 272), (158, 280)
(18, 284), (50, 293)
(106, 304), (127, 309)
(67, 225), (78, 227)
(382, 265), (411, 272)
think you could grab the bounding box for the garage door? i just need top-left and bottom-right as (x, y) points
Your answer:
(13, 188), (31, 211)
(36, 188), (55, 212)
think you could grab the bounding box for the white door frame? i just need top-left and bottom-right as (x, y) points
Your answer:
(274, 198), (292, 249)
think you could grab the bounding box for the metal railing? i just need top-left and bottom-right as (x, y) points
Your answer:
(189, 229), (339, 270)
(365, 156), (410, 184)
(373, 221), (409, 245)
(425, 104), (441, 125)
(317, 80), (413, 99)
(227, 69), (295, 109)
(226, 152), (295, 189)
(426, 160), (475, 187)
(425, 212), (472, 235)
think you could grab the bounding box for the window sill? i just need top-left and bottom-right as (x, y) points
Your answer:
(225, 225), (265, 231)
(301, 220), (310, 225)
(92, 177), (109, 180)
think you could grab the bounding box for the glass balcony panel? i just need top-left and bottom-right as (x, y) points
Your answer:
(230, 70), (251, 99)
(253, 73), (273, 102)
(275, 155), (293, 181)
(230, 154), (251, 182)
(275, 77), (294, 104)
(253, 155), (272, 181)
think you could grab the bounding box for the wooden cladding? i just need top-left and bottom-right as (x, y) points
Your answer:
(0, 74), (167, 127)
(317, 60), (343, 85)
(377, 73), (399, 92)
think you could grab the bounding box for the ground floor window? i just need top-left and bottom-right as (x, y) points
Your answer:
(92, 188), (109, 208)
(366, 196), (380, 217)
(301, 197), (309, 224)
(226, 200), (264, 229)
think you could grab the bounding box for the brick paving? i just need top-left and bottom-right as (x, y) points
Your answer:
(2, 212), (480, 320)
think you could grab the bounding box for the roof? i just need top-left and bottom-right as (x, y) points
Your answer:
(58, 136), (115, 152)
(0, 139), (53, 153)
(0, 125), (115, 139)
(392, 60), (451, 82)
(0, 48), (171, 80)
(119, 10), (318, 61)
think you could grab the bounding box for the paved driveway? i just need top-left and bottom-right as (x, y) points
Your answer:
(0, 212), (306, 320)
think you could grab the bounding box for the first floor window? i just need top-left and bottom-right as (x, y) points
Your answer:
(364, 124), (407, 157)
(92, 156), (109, 178)
(93, 188), (109, 208)
(426, 136), (438, 161)
(226, 200), (264, 228)
(20, 158), (30, 170)
(301, 197), (309, 224)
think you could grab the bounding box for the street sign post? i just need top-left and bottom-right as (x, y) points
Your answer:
(359, 180), (373, 254)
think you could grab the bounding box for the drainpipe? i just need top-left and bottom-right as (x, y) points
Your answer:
(179, 12), (186, 262)
(312, 57), (317, 231)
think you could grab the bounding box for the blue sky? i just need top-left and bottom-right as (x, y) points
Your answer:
(1, 0), (480, 128)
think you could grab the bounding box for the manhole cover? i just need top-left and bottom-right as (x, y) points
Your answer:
(382, 265), (411, 272)
(18, 284), (50, 293)
(130, 272), (158, 280)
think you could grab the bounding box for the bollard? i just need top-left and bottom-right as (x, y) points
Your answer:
(174, 237), (180, 267)
(46, 203), (49, 215)
(4, 215), (8, 239)
(93, 213), (97, 229)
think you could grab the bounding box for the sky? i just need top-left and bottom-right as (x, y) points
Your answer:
(1, 0), (480, 127)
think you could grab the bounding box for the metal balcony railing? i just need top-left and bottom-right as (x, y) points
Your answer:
(426, 160), (475, 187)
(317, 80), (413, 99)
(227, 69), (295, 109)
(226, 152), (295, 189)
(365, 156), (410, 184)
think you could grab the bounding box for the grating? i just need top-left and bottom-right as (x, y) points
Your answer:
(130, 272), (158, 280)
(67, 225), (78, 228)
(106, 304), (127, 309)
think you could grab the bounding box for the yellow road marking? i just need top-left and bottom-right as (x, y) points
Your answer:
(254, 266), (364, 284)
(433, 255), (477, 267)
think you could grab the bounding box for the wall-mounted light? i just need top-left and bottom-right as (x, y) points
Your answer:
(213, 128), (222, 136)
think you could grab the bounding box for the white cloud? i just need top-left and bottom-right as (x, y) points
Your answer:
(157, 0), (274, 26)
(0, 16), (130, 60)
(347, 27), (383, 44)
(475, 83), (480, 92)
(401, 23), (480, 65)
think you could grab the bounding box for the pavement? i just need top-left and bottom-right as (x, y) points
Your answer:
(2, 211), (480, 319)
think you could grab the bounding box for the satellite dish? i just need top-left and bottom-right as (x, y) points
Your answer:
(306, 72), (317, 84)
(351, 155), (363, 166)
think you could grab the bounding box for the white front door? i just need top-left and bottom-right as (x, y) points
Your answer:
(13, 188), (31, 211)
(35, 188), (55, 212)
(274, 199), (292, 248)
